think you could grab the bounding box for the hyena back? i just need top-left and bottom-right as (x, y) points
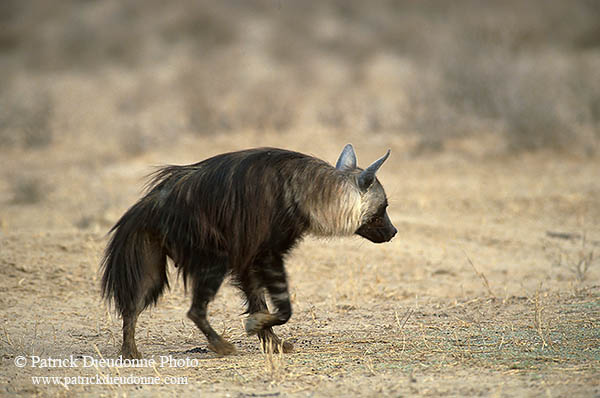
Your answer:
(100, 144), (396, 358)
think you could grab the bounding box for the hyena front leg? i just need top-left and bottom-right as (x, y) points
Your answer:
(187, 258), (236, 356)
(244, 254), (293, 347)
(239, 271), (293, 353)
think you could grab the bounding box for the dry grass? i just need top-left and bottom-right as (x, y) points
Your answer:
(0, 223), (598, 396)
(464, 251), (496, 299)
(548, 232), (599, 284)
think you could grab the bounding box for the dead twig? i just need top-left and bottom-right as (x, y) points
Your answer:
(552, 233), (597, 283)
(533, 287), (549, 350)
(394, 308), (414, 330)
(463, 251), (496, 299)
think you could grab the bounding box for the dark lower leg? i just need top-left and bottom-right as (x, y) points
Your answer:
(187, 302), (235, 355)
(240, 274), (293, 353)
(187, 260), (235, 355)
(121, 311), (141, 359)
(244, 258), (293, 339)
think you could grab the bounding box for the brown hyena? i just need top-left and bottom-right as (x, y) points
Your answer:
(101, 144), (396, 358)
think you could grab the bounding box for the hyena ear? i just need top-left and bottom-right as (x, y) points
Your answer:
(358, 149), (391, 190)
(336, 144), (358, 171)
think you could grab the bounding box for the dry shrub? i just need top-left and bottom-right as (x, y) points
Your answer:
(0, 88), (53, 150)
(3, 0), (600, 155)
(11, 176), (47, 205)
(403, 0), (600, 154)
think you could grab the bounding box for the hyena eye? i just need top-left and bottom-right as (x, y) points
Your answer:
(375, 203), (387, 218)
(368, 211), (385, 225)
(364, 204), (386, 225)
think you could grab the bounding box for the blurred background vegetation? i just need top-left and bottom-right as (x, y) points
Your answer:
(1, 0), (599, 157)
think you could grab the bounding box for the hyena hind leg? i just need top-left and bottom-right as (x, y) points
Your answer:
(121, 310), (142, 359)
(120, 236), (168, 359)
(186, 258), (236, 356)
(237, 273), (293, 353)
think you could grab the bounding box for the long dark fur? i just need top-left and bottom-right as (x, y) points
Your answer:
(101, 146), (395, 358)
(102, 149), (332, 304)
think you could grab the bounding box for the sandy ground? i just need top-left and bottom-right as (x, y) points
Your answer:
(0, 131), (599, 398)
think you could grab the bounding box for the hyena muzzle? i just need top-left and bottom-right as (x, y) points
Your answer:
(101, 144), (396, 358)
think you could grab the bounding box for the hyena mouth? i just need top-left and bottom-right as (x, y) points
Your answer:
(355, 209), (397, 244)
(355, 223), (397, 243)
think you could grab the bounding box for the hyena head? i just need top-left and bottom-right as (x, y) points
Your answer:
(336, 144), (397, 243)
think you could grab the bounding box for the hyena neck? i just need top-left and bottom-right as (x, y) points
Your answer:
(299, 169), (363, 237)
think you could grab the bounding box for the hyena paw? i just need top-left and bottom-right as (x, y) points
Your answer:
(259, 329), (294, 353)
(245, 312), (274, 336)
(207, 337), (237, 356)
(120, 346), (142, 359)
(262, 338), (294, 353)
(279, 340), (294, 353)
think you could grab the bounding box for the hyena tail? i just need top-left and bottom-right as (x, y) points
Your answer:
(100, 200), (169, 318)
